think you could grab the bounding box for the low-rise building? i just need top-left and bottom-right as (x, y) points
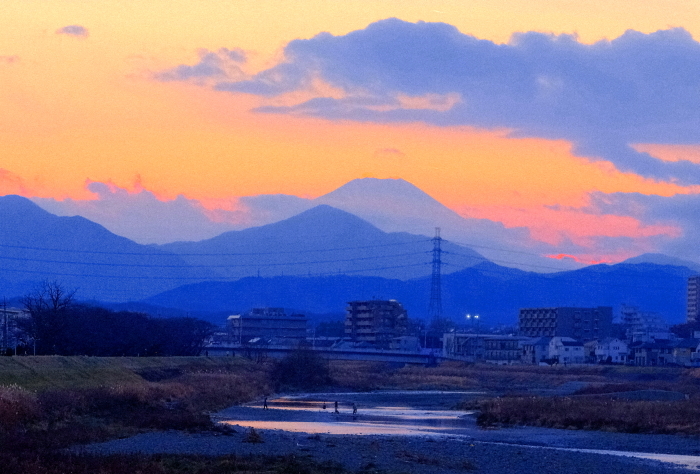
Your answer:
(629, 340), (675, 366)
(443, 333), (528, 364)
(593, 337), (628, 364)
(227, 307), (307, 345)
(442, 332), (484, 361)
(671, 338), (700, 366)
(548, 337), (585, 364)
(389, 336), (420, 352)
(482, 336), (527, 364)
(1, 307), (29, 354)
(521, 337), (551, 365)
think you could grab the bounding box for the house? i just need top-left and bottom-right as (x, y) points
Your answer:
(594, 337), (628, 364)
(629, 340), (675, 366)
(671, 338), (700, 366)
(548, 337), (585, 364)
(521, 337), (551, 365)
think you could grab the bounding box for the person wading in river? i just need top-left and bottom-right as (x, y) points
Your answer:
(334, 401), (339, 414)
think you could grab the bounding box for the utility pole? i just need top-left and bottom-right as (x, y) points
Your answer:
(428, 227), (443, 323)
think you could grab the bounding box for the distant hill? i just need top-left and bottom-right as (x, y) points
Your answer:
(159, 205), (486, 280)
(143, 261), (694, 326)
(623, 253), (700, 273)
(239, 178), (569, 272)
(0, 197), (484, 302)
(0, 195), (206, 301)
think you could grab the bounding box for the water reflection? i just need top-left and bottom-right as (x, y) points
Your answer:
(215, 392), (700, 471)
(219, 392), (477, 436)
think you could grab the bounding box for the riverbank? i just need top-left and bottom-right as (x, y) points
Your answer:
(4, 357), (700, 473)
(83, 391), (700, 473)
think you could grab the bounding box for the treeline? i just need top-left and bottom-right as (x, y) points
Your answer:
(15, 282), (213, 356)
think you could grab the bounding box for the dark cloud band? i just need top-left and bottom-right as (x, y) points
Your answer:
(210, 19), (700, 184)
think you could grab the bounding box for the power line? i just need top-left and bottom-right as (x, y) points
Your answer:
(443, 237), (555, 259)
(0, 251), (429, 269)
(0, 239), (431, 257)
(0, 261), (432, 281)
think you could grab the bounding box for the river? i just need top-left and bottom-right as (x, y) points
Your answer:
(214, 391), (700, 471)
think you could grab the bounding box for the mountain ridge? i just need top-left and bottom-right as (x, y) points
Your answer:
(142, 260), (693, 326)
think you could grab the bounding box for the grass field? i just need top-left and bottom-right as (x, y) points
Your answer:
(0, 356), (256, 391)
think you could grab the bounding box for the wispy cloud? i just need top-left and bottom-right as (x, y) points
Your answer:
(30, 180), (313, 245)
(156, 48), (246, 83)
(374, 147), (405, 159)
(0, 169), (31, 195)
(588, 191), (700, 260)
(56, 25), (89, 38)
(32, 181), (244, 244)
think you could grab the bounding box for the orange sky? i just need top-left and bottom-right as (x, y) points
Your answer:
(2, 0), (700, 262)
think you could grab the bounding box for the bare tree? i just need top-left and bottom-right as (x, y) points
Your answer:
(21, 281), (76, 355)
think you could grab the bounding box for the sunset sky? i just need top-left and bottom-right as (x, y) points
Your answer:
(2, 0), (700, 269)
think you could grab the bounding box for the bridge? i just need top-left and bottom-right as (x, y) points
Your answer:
(203, 344), (439, 365)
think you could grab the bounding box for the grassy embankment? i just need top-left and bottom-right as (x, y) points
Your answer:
(0, 356), (325, 474)
(0, 357), (271, 449)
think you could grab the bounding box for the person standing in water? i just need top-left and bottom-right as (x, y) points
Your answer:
(334, 401), (339, 413)
(352, 403), (357, 415)
(263, 397), (268, 410)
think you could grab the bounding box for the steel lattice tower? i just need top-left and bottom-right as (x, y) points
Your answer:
(428, 227), (442, 322)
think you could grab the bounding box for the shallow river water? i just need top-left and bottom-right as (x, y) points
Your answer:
(214, 391), (700, 471)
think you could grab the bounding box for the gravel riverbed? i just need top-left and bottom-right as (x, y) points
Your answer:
(81, 392), (700, 473)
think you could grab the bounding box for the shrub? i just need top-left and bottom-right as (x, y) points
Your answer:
(271, 348), (331, 390)
(243, 427), (264, 443)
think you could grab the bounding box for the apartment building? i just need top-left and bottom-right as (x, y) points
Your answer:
(345, 300), (408, 348)
(518, 306), (612, 341)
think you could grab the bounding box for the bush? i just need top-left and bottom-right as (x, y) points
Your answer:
(271, 347), (331, 390)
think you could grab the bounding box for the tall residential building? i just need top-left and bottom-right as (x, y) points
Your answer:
(518, 307), (612, 341)
(227, 307), (307, 345)
(345, 300), (408, 348)
(620, 304), (670, 342)
(688, 276), (700, 323)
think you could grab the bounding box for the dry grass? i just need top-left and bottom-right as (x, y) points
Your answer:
(329, 361), (630, 392)
(0, 385), (39, 429)
(478, 396), (700, 434)
(0, 357), (272, 452)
